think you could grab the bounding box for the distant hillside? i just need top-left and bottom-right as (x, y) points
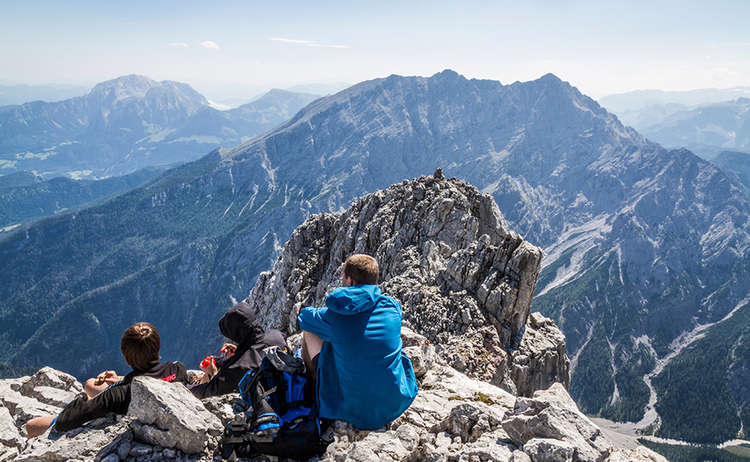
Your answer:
(713, 150), (750, 196)
(0, 75), (319, 178)
(0, 168), (165, 229)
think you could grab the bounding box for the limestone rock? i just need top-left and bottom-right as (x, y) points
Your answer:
(2, 392), (64, 427)
(0, 404), (23, 453)
(604, 447), (668, 462)
(15, 414), (130, 462)
(20, 367), (83, 396)
(503, 383), (615, 462)
(319, 364), (663, 462)
(201, 393), (240, 424)
(401, 327), (437, 380)
(128, 376), (222, 454)
(0, 367), (82, 430)
(28, 386), (79, 408)
(512, 313), (570, 396)
(523, 437), (575, 462)
(0, 445), (19, 462)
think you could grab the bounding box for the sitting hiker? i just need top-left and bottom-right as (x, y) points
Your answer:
(189, 301), (286, 399)
(298, 254), (418, 430)
(25, 322), (188, 437)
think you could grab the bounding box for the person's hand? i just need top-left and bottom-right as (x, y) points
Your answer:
(94, 370), (120, 386)
(220, 343), (237, 358)
(197, 371), (211, 384)
(199, 357), (218, 378)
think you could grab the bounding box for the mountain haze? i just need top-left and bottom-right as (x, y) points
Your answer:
(2, 70), (749, 444)
(637, 98), (750, 159)
(0, 75), (319, 178)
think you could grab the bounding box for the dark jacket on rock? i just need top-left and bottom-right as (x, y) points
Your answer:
(54, 361), (188, 432)
(189, 302), (286, 399)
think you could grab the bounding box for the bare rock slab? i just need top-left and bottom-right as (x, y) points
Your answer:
(128, 376), (222, 454)
(0, 404), (23, 449)
(15, 414), (129, 462)
(20, 367), (83, 396)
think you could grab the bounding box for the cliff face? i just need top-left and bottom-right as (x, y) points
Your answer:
(0, 174), (665, 461)
(248, 171), (567, 395)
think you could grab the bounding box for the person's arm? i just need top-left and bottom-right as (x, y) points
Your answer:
(54, 384), (130, 432)
(297, 306), (333, 341)
(189, 366), (244, 399)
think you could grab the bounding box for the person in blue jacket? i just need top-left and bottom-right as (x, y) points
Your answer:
(298, 254), (418, 430)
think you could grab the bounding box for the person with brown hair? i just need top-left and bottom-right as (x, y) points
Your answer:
(298, 254), (418, 430)
(25, 322), (188, 437)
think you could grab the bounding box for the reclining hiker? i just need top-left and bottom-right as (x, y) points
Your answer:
(297, 254), (418, 430)
(189, 301), (286, 399)
(25, 322), (188, 437)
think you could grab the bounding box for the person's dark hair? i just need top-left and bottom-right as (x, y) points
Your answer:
(343, 254), (379, 285)
(121, 322), (160, 371)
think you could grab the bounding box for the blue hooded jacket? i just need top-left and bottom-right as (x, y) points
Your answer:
(297, 285), (418, 429)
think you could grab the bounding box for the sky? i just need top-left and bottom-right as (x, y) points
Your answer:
(2, 0), (749, 100)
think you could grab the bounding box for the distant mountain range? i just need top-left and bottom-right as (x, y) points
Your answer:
(600, 88), (750, 160)
(600, 86), (750, 114)
(0, 82), (90, 106)
(635, 98), (750, 159)
(1, 70), (749, 445)
(0, 75), (319, 179)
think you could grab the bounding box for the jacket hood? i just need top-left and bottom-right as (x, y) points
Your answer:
(325, 285), (381, 315)
(219, 302), (264, 346)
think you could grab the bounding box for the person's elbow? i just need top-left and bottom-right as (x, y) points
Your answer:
(51, 414), (76, 433)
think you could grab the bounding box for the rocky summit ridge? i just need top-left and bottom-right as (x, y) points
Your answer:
(0, 173), (664, 461)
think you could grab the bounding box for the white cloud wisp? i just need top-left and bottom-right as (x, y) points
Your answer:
(270, 37), (349, 49)
(200, 41), (221, 50)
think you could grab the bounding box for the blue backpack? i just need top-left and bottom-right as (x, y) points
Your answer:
(220, 347), (328, 460)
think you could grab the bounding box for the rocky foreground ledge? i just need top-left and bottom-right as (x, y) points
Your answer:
(0, 173), (665, 461)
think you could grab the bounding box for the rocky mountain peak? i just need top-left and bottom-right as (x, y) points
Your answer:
(86, 75), (208, 116)
(88, 74), (159, 101)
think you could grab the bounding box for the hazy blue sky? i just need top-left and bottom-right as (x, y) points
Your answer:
(2, 0), (749, 98)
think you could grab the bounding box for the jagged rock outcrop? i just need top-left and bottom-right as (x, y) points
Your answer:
(248, 172), (568, 395)
(1, 174), (664, 461)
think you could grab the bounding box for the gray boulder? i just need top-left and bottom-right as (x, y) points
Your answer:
(523, 437), (575, 462)
(128, 376), (223, 454)
(20, 367), (83, 396)
(503, 383), (614, 462)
